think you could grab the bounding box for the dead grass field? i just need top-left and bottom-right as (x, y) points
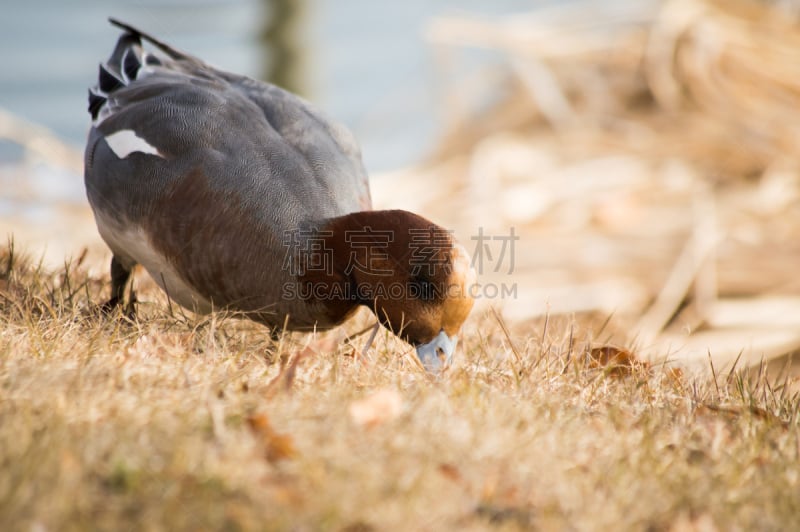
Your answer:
(2, 244), (799, 531)
(5, 1), (800, 529)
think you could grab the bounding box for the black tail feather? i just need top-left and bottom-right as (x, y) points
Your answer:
(98, 63), (124, 93)
(108, 17), (194, 62)
(87, 88), (107, 119)
(106, 32), (141, 76)
(122, 48), (142, 82)
(89, 18), (199, 120)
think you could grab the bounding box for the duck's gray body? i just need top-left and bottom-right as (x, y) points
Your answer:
(85, 19), (371, 328)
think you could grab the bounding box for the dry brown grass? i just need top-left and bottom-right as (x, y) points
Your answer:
(2, 243), (799, 531)
(4, 1), (800, 529)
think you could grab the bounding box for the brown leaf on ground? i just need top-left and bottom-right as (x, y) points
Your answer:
(437, 463), (465, 484)
(588, 345), (649, 376)
(246, 412), (297, 462)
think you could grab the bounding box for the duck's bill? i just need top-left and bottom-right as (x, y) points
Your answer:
(415, 330), (458, 372)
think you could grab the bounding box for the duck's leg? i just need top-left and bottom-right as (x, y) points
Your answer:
(268, 327), (282, 343)
(102, 255), (136, 318)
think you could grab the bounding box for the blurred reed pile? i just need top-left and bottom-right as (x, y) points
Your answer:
(373, 0), (800, 373)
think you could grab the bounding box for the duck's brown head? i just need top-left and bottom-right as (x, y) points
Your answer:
(329, 210), (476, 370)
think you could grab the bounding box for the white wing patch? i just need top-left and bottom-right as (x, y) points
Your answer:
(104, 129), (164, 159)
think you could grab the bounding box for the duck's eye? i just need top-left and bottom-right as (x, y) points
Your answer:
(436, 347), (446, 363)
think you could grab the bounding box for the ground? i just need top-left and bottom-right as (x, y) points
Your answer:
(1, 244), (798, 531)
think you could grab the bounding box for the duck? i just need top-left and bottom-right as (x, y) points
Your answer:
(84, 19), (475, 371)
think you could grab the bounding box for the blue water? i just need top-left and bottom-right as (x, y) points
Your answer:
(0, 0), (543, 176)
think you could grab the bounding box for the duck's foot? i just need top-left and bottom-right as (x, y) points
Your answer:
(123, 292), (137, 321)
(92, 255), (137, 321)
(96, 291), (137, 321)
(268, 326), (283, 343)
(99, 296), (121, 315)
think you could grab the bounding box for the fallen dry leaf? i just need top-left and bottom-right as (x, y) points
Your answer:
(588, 345), (649, 376)
(437, 463), (465, 484)
(264, 432), (297, 463)
(246, 412), (297, 462)
(348, 389), (403, 428)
